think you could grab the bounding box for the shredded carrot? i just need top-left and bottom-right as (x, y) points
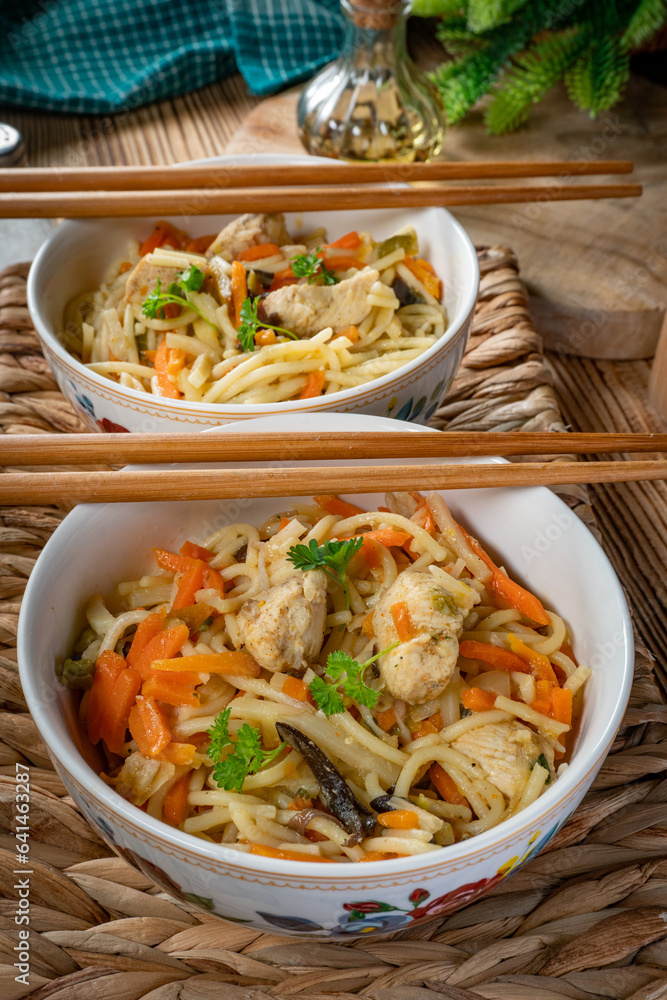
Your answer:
(150, 650), (260, 676)
(180, 540), (212, 562)
(154, 339), (183, 399)
(550, 686), (573, 727)
(172, 603), (216, 634)
(165, 347), (186, 378)
(459, 639), (531, 674)
(323, 255), (367, 271)
(268, 268), (297, 291)
(278, 515), (291, 531)
(288, 795), (313, 811)
(313, 495), (366, 518)
(154, 547), (197, 574)
(159, 742), (197, 766)
(507, 633), (558, 683)
(325, 231), (361, 250)
(530, 699), (552, 716)
(282, 676), (313, 703)
(231, 260), (248, 329)
(430, 762), (469, 808)
(236, 242), (282, 261)
(128, 696), (171, 758)
(132, 623), (189, 678)
(333, 324), (359, 343)
(375, 706), (397, 731)
(378, 810), (419, 829)
(139, 221), (185, 256)
(100, 666), (142, 755)
(362, 610), (375, 638)
(299, 369), (326, 399)
(461, 687), (497, 713)
(142, 670), (201, 707)
(87, 651), (126, 746)
(171, 559), (207, 611)
(249, 844), (333, 863)
(163, 773), (191, 826)
(412, 712), (444, 740)
(404, 256), (442, 300)
(359, 851), (405, 862)
(391, 601), (417, 643)
(361, 528), (411, 548)
(202, 564), (225, 597)
(126, 610), (166, 668)
(255, 329), (277, 346)
(185, 234), (216, 254)
(535, 678), (554, 703)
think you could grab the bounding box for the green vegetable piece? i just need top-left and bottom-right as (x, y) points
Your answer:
(432, 593), (457, 615)
(460, 706), (472, 718)
(57, 657), (94, 690)
(236, 297), (299, 353)
(207, 708), (287, 793)
(309, 642), (399, 716)
(290, 248), (339, 285)
(377, 230), (418, 259)
(532, 751), (552, 784)
(142, 266), (216, 328)
(287, 536), (364, 609)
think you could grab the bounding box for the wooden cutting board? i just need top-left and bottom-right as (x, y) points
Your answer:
(224, 77), (667, 361)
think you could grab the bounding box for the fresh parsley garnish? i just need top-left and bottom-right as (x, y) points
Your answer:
(207, 708), (287, 793)
(291, 248), (339, 285)
(532, 752), (552, 784)
(142, 265), (215, 327)
(309, 643), (399, 715)
(236, 297), (299, 353)
(287, 537), (364, 609)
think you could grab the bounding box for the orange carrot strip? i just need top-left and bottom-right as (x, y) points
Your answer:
(140, 221), (185, 256)
(202, 564), (225, 597)
(375, 706), (397, 731)
(404, 256), (442, 300)
(324, 255), (367, 271)
(236, 242), (282, 261)
(360, 528), (411, 548)
(154, 547), (194, 573)
(268, 267), (297, 292)
(492, 569), (550, 627)
(150, 650), (260, 676)
(325, 231), (361, 250)
(133, 623), (189, 678)
(535, 678), (554, 703)
(249, 844), (334, 863)
(507, 633), (557, 682)
(430, 762), (469, 808)
(359, 851), (404, 862)
(391, 601), (417, 643)
(461, 687), (497, 713)
(362, 610), (375, 638)
(378, 810), (419, 829)
(185, 234), (216, 253)
(166, 347), (186, 378)
(313, 495), (366, 518)
(154, 339), (182, 399)
(459, 639), (531, 674)
(163, 773), (191, 826)
(530, 699), (551, 716)
(255, 329), (277, 346)
(159, 742), (197, 766)
(142, 670), (200, 707)
(126, 610), (166, 668)
(278, 515), (291, 531)
(299, 369), (326, 399)
(231, 260), (248, 329)
(128, 696), (171, 758)
(87, 650), (127, 746)
(333, 324), (359, 343)
(171, 559), (207, 611)
(282, 676), (311, 702)
(180, 540), (213, 562)
(101, 666), (142, 755)
(412, 712), (444, 740)
(550, 686), (573, 727)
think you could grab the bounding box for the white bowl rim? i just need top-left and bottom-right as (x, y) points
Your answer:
(26, 153), (480, 416)
(18, 413), (634, 880)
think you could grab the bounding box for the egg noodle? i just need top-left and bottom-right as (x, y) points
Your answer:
(60, 215), (446, 405)
(60, 491), (590, 863)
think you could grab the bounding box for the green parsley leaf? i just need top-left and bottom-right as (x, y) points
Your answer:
(309, 642), (399, 716)
(141, 266), (216, 327)
(532, 752), (552, 784)
(236, 296), (299, 353)
(207, 708), (287, 793)
(290, 248), (340, 285)
(287, 536), (363, 609)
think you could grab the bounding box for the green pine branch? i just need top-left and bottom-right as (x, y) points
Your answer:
(467, 0), (531, 33)
(412, 0), (468, 17)
(565, 35), (631, 115)
(621, 0), (667, 47)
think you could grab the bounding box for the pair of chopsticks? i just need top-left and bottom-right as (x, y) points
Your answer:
(1, 431), (664, 505)
(0, 160), (641, 217)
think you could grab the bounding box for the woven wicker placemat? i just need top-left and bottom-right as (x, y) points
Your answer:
(1, 252), (666, 1000)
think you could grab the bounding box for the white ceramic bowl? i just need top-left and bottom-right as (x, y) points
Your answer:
(27, 155), (479, 434)
(17, 414), (633, 936)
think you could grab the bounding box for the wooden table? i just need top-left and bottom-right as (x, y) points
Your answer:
(1, 56), (666, 691)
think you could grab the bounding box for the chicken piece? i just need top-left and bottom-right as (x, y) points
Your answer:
(236, 570), (327, 673)
(373, 569), (478, 705)
(207, 213), (291, 260)
(207, 255), (232, 303)
(452, 720), (555, 802)
(260, 268), (379, 338)
(123, 257), (180, 306)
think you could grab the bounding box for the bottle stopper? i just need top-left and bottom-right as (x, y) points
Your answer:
(346, 0), (406, 31)
(0, 123), (26, 168)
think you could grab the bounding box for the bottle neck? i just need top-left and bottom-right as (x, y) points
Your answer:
(340, 0), (409, 60)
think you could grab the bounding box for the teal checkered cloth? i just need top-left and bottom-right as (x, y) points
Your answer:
(0, 0), (344, 113)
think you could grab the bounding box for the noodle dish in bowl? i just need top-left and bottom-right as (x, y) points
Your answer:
(17, 413), (633, 935)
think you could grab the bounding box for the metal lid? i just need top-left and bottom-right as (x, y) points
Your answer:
(0, 123), (26, 168)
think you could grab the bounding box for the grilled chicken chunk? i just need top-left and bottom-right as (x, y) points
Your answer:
(236, 570), (327, 673)
(452, 720), (555, 801)
(261, 268), (380, 337)
(207, 212), (290, 260)
(123, 258), (180, 306)
(373, 569), (478, 704)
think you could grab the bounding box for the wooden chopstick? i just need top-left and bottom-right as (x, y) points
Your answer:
(0, 182), (642, 218)
(1, 431), (665, 467)
(0, 160), (634, 192)
(1, 461), (664, 506)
